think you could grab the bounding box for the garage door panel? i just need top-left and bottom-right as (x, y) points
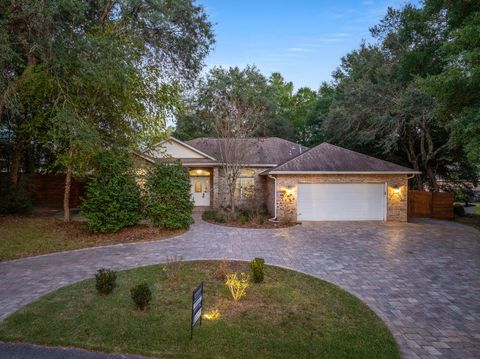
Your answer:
(297, 183), (385, 221)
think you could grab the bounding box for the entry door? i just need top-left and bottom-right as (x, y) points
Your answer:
(297, 183), (386, 221)
(190, 177), (210, 206)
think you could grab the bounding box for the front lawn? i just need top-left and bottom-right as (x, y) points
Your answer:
(0, 216), (184, 261)
(0, 261), (400, 359)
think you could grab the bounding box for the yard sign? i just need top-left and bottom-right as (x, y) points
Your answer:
(190, 282), (203, 339)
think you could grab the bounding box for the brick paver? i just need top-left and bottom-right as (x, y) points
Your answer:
(0, 216), (479, 359)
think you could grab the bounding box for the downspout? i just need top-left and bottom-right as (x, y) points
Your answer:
(268, 174), (279, 222)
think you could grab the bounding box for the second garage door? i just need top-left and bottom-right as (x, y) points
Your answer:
(297, 183), (386, 221)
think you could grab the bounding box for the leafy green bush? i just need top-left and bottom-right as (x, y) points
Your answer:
(0, 184), (32, 214)
(144, 160), (193, 229)
(95, 268), (117, 295)
(257, 215), (265, 225)
(202, 210), (217, 221)
(81, 148), (142, 233)
(202, 209), (226, 223)
(130, 283), (152, 310)
(240, 210), (249, 225)
(250, 257), (265, 283)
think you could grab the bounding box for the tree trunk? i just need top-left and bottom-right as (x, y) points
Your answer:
(9, 143), (23, 186)
(63, 145), (75, 222)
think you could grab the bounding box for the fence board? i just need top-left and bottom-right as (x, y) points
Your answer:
(408, 190), (453, 220)
(32, 175), (86, 208)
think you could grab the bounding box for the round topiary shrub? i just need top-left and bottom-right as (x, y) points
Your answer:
(130, 283), (152, 311)
(144, 160), (193, 229)
(95, 268), (117, 295)
(81, 148), (142, 233)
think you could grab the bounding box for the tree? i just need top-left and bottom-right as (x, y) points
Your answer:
(322, 1), (479, 191)
(195, 66), (275, 213)
(0, 0), (214, 221)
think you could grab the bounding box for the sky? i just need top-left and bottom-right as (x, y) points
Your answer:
(197, 0), (416, 91)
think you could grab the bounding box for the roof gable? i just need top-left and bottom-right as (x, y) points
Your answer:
(146, 138), (216, 160)
(268, 143), (416, 173)
(187, 137), (308, 166)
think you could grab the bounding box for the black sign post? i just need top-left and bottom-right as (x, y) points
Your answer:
(190, 282), (203, 340)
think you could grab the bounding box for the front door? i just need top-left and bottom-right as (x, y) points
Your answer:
(190, 177), (210, 206)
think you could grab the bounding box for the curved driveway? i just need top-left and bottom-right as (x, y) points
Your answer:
(0, 216), (479, 359)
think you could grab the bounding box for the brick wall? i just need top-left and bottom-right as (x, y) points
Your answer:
(212, 167), (270, 211)
(274, 174), (408, 222)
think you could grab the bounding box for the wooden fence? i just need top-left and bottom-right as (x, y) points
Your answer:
(408, 190), (454, 220)
(32, 175), (86, 208)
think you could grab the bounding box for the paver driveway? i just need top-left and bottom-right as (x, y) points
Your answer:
(0, 216), (479, 359)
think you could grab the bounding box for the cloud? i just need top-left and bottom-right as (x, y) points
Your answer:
(288, 47), (311, 53)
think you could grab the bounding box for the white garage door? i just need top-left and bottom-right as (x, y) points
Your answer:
(297, 183), (386, 221)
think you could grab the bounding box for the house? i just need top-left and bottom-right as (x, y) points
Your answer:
(138, 137), (418, 222)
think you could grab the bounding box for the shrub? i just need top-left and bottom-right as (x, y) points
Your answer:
(202, 210), (217, 221)
(81, 148), (142, 233)
(257, 215), (265, 225)
(202, 209), (226, 223)
(0, 184), (32, 214)
(144, 160), (193, 229)
(250, 258), (265, 283)
(130, 283), (152, 310)
(240, 210), (249, 225)
(95, 268), (117, 295)
(454, 205), (465, 216)
(225, 272), (249, 302)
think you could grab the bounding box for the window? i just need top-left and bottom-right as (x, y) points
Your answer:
(194, 180), (202, 193)
(236, 169), (256, 199)
(189, 169), (210, 177)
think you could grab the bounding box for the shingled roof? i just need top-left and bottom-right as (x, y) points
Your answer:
(266, 143), (416, 173)
(187, 137), (308, 166)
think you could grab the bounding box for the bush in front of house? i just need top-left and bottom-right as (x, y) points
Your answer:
(0, 183), (32, 214)
(95, 268), (117, 295)
(144, 160), (193, 229)
(130, 282), (152, 310)
(81, 148), (142, 233)
(202, 209), (226, 223)
(250, 257), (265, 283)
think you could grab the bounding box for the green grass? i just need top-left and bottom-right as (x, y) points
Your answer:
(0, 216), (183, 261)
(0, 261), (400, 359)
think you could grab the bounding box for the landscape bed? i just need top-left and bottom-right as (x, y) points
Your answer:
(0, 261), (400, 359)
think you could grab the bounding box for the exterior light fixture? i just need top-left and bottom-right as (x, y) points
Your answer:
(392, 184), (401, 194)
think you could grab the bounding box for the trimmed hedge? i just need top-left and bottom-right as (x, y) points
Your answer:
(144, 160), (193, 229)
(81, 148), (142, 233)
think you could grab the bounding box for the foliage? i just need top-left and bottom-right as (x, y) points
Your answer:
(130, 283), (152, 311)
(163, 255), (183, 283)
(202, 209), (226, 223)
(225, 272), (249, 302)
(240, 210), (249, 225)
(453, 205), (465, 217)
(320, 1), (480, 190)
(80, 149), (142, 233)
(95, 268), (117, 295)
(144, 161), (194, 229)
(250, 258), (265, 283)
(1, 0), (214, 220)
(0, 183), (32, 214)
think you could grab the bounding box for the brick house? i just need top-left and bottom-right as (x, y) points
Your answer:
(137, 137), (418, 222)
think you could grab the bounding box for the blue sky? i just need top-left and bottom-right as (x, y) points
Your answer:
(197, 0), (415, 91)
